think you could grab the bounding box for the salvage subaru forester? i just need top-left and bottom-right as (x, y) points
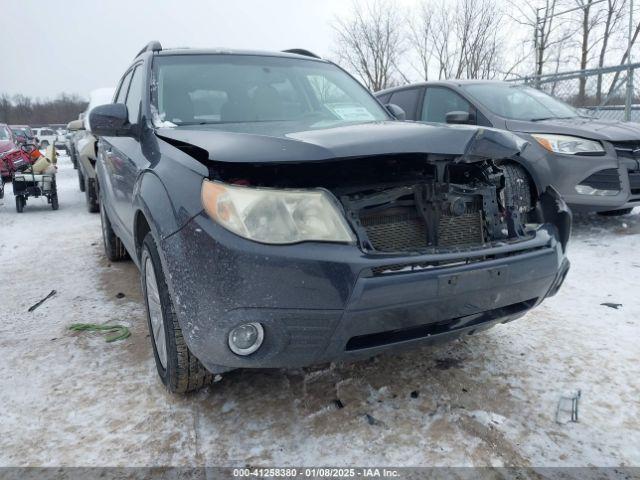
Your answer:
(90, 42), (570, 393)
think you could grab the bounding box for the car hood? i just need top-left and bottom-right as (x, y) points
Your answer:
(156, 121), (525, 164)
(0, 140), (16, 154)
(505, 117), (640, 142)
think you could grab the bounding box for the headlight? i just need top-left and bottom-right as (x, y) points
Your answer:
(201, 180), (355, 244)
(532, 134), (604, 155)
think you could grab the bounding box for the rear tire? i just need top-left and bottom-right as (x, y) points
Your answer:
(598, 208), (633, 216)
(100, 202), (128, 261)
(78, 169), (85, 192)
(86, 178), (99, 213)
(141, 232), (214, 393)
(51, 194), (59, 210)
(501, 163), (533, 216)
(15, 195), (24, 213)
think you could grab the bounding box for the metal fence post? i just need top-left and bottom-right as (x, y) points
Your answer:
(625, 0), (634, 121)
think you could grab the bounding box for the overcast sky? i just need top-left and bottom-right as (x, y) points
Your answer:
(0, 0), (380, 99)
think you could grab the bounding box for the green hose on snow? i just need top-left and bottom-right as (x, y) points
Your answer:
(68, 323), (131, 343)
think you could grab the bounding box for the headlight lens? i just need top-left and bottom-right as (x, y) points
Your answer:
(201, 180), (355, 244)
(532, 134), (604, 155)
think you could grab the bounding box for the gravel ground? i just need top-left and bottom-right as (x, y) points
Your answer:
(0, 156), (639, 468)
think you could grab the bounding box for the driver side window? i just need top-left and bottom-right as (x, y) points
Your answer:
(422, 87), (474, 124)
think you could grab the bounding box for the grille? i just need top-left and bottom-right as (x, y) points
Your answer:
(361, 208), (427, 251)
(360, 207), (484, 252)
(579, 169), (621, 191)
(613, 141), (640, 158)
(629, 171), (640, 195)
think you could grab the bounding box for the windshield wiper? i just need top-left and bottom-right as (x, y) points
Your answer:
(530, 116), (575, 122)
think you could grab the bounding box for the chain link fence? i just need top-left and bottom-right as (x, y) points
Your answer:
(509, 63), (640, 122)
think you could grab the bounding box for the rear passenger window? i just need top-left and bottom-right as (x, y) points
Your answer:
(125, 66), (144, 124)
(422, 87), (474, 123)
(388, 88), (421, 120)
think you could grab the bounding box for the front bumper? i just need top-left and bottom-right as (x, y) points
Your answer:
(160, 189), (570, 372)
(524, 138), (639, 212)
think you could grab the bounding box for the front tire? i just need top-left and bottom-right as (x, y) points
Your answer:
(15, 195), (24, 213)
(141, 232), (213, 393)
(78, 169), (85, 192)
(501, 163), (533, 217)
(100, 202), (128, 261)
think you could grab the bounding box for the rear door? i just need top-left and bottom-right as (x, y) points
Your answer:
(98, 68), (134, 240)
(102, 63), (146, 243)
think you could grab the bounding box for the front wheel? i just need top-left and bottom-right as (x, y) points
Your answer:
(141, 232), (214, 393)
(15, 195), (25, 213)
(501, 163), (533, 219)
(51, 194), (59, 210)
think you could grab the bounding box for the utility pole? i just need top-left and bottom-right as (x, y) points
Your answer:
(625, 0), (634, 121)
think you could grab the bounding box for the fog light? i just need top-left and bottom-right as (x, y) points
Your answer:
(575, 185), (619, 196)
(228, 322), (264, 355)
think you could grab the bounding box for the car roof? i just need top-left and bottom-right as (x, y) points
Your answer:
(376, 79), (508, 95)
(151, 47), (329, 64)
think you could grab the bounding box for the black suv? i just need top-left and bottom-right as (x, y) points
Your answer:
(90, 42), (570, 393)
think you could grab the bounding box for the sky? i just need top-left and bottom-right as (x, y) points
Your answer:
(0, 0), (368, 99)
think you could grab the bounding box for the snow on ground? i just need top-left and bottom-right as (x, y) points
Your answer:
(0, 157), (639, 467)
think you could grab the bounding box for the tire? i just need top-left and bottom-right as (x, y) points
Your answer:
(598, 208), (633, 216)
(0, 180), (4, 199)
(86, 178), (99, 213)
(15, 195), (24, 213)
(78, 168), (85, 192)
(100, 202), (128, 261)
(141, 232), (213, 393)
(51, 194), (59, 210)
(501, 163), (533, 216)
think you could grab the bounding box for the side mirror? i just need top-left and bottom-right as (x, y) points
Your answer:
(445, 111), (473, 124)
(385, 103), (406, 121)
(67, 119), (85, 131)
(89, 103), (131, 136)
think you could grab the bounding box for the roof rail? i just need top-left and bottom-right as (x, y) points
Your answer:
(135, 41), (162, 59)
(282, 49), (321, 59)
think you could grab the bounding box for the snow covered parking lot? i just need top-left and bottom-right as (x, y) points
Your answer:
(0, 156), (639, 467)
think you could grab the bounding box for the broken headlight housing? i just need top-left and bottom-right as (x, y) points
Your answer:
(532, 134), (604, 155)
(201, 180), (355, 244)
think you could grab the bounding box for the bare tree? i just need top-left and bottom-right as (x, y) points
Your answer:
(595, 0), (627, 102)
(507, 0), (574, 78)
(0, 93), (87, 125)
(332, 0), (405, 91)
(408, 0), (503, 81)
(407, 1), (434, 80)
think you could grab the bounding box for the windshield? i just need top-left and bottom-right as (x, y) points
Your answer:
(0, 127), (11, 141)
(151, 54), (389, 127)
(11, 128), (31, 137)
(462, 84), (579, 121)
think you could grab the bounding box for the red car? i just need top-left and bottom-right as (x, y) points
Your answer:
(0, 123), (34, 180)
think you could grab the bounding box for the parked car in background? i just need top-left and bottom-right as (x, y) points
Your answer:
(9, 125), (36, 146)
(55, 128), (68, 151)
(90, 42), (570, 393)
(376, 80), (640, 216)
(68, 88), (115, 212)
(33, 127), (58, 149)
(0, 123), (18, 181)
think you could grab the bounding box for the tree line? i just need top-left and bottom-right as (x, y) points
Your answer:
(0, 93), (87, 126)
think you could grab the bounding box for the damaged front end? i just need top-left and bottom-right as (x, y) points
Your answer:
(199, 131), (570, 266)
